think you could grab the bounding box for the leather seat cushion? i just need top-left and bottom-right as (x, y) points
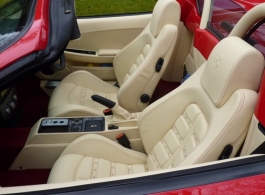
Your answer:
(48, 134), (148, 183)
(48, 71), (119, 117)
(48, 155), (147, 183)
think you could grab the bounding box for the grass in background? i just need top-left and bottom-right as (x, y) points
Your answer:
(0, 0), (12, 9)
(75, 0), (157, 16)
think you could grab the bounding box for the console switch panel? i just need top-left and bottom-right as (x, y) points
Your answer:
(39, 117), (105, 133)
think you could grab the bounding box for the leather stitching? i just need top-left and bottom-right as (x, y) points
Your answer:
(74, 156), (85, 181)
(62, 137), (147, 162)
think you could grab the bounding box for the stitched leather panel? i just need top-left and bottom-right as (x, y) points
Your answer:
(147, 104), (208, 171)
(123, 44), (151, 84)
(70, 156), (147, 180)
(69, 86), (117, 110)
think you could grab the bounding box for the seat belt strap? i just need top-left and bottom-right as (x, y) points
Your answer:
(116, 133), (131, 149)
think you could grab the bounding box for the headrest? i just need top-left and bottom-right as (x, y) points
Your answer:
(201, 36), (264, 108)
(150, 0), (180, 38)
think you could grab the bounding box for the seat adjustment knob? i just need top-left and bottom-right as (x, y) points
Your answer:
(155, 58), (164, 72)
(140, 94), (150, 103)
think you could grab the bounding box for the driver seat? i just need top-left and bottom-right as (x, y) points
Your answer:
(48, 36), (264, 183)
(48, 0), (180, 117)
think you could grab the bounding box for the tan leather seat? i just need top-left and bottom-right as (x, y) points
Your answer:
(48, 0), (180, 117)
(48, 36), (264, 183)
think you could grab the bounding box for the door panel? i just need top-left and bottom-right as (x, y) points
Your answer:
(66, 14), (152, 81)
(69, 14), (152, 54)
(36, 14), (152, 81)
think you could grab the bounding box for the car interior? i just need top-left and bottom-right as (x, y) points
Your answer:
(1, 0), (265, 193)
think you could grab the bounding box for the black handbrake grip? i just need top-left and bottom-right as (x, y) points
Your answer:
(91, 95), (116, 108)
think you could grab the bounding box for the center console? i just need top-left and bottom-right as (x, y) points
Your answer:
(11, 114), (143, 170)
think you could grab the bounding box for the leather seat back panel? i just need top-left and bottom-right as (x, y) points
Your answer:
(139, 86), (212, 155)
(116, 24), (179, 112)
(146, 104), (208, 171)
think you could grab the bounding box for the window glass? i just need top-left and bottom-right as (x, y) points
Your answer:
(207, 0), (246, 39)
(247, 23), (265, 58)
(197, 0), (204, 15)
(0, 0), (32, 48)
(75, 0), (156, 17)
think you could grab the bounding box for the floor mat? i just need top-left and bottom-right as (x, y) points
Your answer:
(150, 80), (180, 104)
(0, 169), (51, 187)
(0, 128), (31, 170)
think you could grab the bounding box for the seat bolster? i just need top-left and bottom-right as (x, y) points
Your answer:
(61, 70), (119, 93)
(150, 0), (180, 37)
(48, 104), (103, 117)
(48, 154), (84, 183)
(61, 134), (147, 164)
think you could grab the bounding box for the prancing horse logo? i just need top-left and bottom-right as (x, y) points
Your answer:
(215, 54), (223, 69)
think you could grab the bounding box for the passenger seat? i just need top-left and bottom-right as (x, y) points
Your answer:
(48, 0), (180, 117)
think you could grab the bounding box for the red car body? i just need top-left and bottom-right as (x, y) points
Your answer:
(0, 0), (49, 71)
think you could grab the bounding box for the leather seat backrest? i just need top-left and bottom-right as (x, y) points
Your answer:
(114, 0), (180, 112)
(138, 36), (264, 171)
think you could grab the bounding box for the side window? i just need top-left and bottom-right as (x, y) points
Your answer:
(246, 23), (265, 58)
(207, 0), (265, 58)
(196, 0), (204, 15)
(75, 0), (157, 17)
(207, 0), (246, 39)
(0, 0), (33, 49)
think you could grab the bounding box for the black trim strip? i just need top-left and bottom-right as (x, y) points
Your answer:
(206, 21), (223, 40)
(11, 155), (265, 195)
(65, 49), (96, 55)
(258, 122), (265, 136)
(0, 1), (37, 53)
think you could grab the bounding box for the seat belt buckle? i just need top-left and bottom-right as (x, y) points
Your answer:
(116, 133), (131, 149)
(103, 108), (113, 116)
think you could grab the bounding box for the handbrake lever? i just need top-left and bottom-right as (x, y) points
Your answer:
(91, 95), (116, 108)
(91, 95), (136, 120)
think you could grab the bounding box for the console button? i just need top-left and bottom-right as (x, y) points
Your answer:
(12, 95), (17, 101)
(73, 119), (81, 124)
(4, 107), (11, 115)
(72, 126), (81, 132)
(8, 101), (16, 109)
